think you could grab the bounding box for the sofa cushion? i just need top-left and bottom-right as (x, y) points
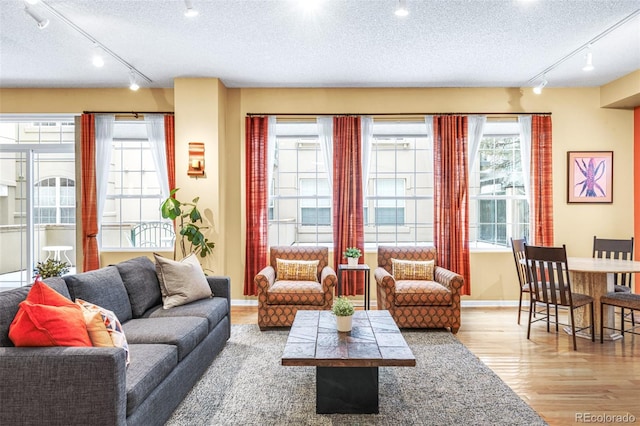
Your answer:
(154, 253), (212, 309)
(392, 258), (435, 281)
(276, 258), (319, 282)
(125, 343), (177, 416)
(42, 276), (72, 300)
(64, 266), (133, 323)
(115, 256), (162, 318)
(146, 296), (229, 332)
(123, 317), (208, 361)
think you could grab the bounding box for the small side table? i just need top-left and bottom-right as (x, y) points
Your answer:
(337, 264), (371, 310)
(42, 245), (73, 265)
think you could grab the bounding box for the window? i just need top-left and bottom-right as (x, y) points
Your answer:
(469, 121), (529, 248)
(365, 120), (433, 247)
(300, 178), (331, 226)
(100, 122), (171, 249)
(34, 177), (75, 224)
(270, 120), (331, 246)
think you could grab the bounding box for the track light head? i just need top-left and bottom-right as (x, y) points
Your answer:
(184, 0), (199, 17)
(129, 71), (140, 91)
(395, 0), (408, 17)
(533, 78), (547, 95)
(582, 51), (594, 72)
(24, 6), (49, 29)
(92, 44), (105, 67)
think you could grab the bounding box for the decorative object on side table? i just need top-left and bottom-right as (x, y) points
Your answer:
(343, 247), (362, 267)
(332, 296), (355, 332)
(33, 259), (70, 279)
(160, 188), (215, 261)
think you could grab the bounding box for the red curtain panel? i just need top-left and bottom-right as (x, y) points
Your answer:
(244, 116), (269, 296)
(332, 116), (365, 295)
(80, 114), (100, 271)
(164, 115), (176, 192)
(433, 115), (471, 295)
(531, 115), (554, 246)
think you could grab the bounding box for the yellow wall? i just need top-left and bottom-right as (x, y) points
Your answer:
(0, 84), (634, 304)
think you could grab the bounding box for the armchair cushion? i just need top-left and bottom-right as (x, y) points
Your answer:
(276, 259), (319, 282)
(392, 258), (435, 281)
(395, 280), (452, 306)
(266, 280), (325, 305)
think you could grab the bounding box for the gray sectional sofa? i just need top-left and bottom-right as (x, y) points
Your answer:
(0, 256), (231, 426)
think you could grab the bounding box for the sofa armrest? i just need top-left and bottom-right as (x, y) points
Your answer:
(207, 275), (231, 304)
(374, 267), (396, 290)
(0, 346), (127, 426)
(320, 266), (337, 292)
(255, 266), (276, 292)
(434, 266), (464, 294)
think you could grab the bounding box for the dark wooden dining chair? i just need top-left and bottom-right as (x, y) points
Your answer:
(524, 244), (595, 351)
(593, 236), (635, 326)
(510, 237), (530, 325)
(592, 236), (635, 293)
(600, 292), (640, 343)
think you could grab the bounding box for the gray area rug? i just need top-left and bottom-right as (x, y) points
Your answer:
(167, 325), (547, 425)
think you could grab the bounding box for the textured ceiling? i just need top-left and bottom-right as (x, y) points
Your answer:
(0, 0), (639, 90)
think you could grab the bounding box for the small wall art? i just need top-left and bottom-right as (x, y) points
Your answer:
(567, 151), (613, 203)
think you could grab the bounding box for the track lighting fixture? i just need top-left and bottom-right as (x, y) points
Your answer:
(395, 0), (408, 17)
(184, 0), (199, 17)
(129, 71), (140, 91)
(92, 44), (105, 67)
(582, 48), (594, 72)
(533, 78), (547, 95)
(24, 5), (49, 29)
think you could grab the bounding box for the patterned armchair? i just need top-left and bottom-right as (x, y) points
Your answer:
(374, 246), (464, 333)
(255, 246), (337, 329)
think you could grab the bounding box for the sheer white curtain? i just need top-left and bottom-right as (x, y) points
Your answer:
(467, 115), (487, 173)
(518, 115), (532, 201)
(95, 114), (114, 229)
(267, 116), (277, 199)
(146, 114), (170, 201)
(361, 116), (374, 196)
(424, 115), (433, 150)
(317, 116), (333, 190)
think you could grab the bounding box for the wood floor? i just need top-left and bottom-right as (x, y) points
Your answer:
(231, 305), (640, 426)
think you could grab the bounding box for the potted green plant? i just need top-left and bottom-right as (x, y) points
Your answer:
(343, 247), (362, 266)
(332, 296), (355, 332)
(160, 188), (215, 260)
(34, 259), (70, 279)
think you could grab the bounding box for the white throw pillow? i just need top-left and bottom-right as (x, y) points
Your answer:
(154, 253), (212, 309)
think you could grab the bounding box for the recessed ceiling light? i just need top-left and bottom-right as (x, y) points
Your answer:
(395, 0), (409, 17)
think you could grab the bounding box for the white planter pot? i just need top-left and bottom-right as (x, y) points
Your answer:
(347, 257), (358, 266)
(336, 315), (353, 332)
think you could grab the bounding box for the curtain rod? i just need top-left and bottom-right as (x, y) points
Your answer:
(246, 112), (551, 116)
(82, 111), (174, 116)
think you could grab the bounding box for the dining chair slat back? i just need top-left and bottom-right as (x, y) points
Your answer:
(510, 237), (530, 325)
(524, 244), (595, 351)
(592, 236), (634, 290)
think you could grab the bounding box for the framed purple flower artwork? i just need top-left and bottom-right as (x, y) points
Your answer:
(567, 151), (613, 203)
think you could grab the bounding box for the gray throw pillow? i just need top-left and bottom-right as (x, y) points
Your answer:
(154, 253), (212, 309)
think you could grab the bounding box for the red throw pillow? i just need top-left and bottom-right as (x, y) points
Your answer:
(26, 276), (71, 307)
(8, 278), (92, 347)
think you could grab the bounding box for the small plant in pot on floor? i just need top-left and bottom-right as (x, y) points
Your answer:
(34, 259), (70, 279)
(332, 296), (355, 332)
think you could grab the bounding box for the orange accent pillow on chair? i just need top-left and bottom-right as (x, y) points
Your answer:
(8, 277), (92, 347)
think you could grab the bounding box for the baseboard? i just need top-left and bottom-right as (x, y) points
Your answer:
(230, 299), (527, 308)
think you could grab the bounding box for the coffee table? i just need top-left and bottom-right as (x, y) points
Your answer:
(281, 309), (416, 414)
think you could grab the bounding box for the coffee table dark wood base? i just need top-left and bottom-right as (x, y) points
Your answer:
(316, 366), (379, 414)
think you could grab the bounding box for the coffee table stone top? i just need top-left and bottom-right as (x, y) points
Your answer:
(281, 310), (416, 367)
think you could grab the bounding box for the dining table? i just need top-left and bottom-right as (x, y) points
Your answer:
(567, 256), (640, 340)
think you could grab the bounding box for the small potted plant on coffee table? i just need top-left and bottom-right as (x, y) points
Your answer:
(343, 247), (362, 267)
(333, 296), (355, 332)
